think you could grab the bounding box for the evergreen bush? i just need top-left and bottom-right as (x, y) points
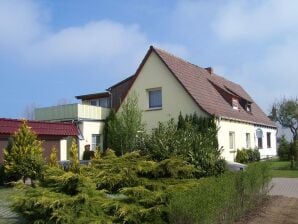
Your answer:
(13, 152), (270, 224)
(144, 113), (225, 177)
(4, 121), (45, 184)
(69, 139), (80, 173)
(236, 149), (249, 163)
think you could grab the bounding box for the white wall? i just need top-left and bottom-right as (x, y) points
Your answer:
(254, 126), (277, 159)
(218, 119), (256, 161)
(218, 118), (277, 161)
(121, 51), (207, 131)
(78, 121), (105, 159)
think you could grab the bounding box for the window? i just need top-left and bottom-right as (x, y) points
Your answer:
(246, 133), (251, 149)
(246, 104), (251, 112)
(232, 98), (238, 110)
(267, 132), (271, 148)
(99, 97), (110, 108)
(256, 128), (263, 149)
(148, 89), (162, 109)
(258, 137), (263, 149)
(229, 132), (235, 149)
(91, 134), (100, 150)
(90, 100), (98, 106)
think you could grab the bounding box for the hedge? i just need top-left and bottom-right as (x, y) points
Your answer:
(168, 162), (271, 224)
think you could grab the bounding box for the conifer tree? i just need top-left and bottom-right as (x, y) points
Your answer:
(4, 121), (44, 183)
(69, 138), (80, 173)
(106, 93), (145, 156)
(49, 146), (59, 167)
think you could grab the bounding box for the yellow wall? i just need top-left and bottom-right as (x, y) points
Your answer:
(122, 51), (207, 131)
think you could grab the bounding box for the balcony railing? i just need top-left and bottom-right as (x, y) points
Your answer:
(35, 104), (110, 121)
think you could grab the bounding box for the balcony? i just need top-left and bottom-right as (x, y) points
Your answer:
(35, 104), (111, 121)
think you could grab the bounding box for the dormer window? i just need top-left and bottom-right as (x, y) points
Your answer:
(232, 98), (238, 110)
(246, 103), (252, 113)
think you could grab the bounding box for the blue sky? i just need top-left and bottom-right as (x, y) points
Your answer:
(0, 0), (297, 118)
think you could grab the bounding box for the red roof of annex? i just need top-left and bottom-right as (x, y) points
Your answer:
(0, 118), (78, 136)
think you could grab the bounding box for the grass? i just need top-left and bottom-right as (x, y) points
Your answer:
(266, 159), (298, 178)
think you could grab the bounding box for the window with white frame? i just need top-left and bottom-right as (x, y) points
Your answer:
(267, 132), (271, 148)
(91, 134), (100, 150)
(256, 129), (263, 149)
(232, 98), (239, 110)
(229, 131), (235, 149)
(246, 133), (251, 148)
(148, 88), (162, 109)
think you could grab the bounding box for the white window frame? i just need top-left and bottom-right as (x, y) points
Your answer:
(267, 132), (271, 148)
(232, 98), (238, 110)
(229, 131), (235, 150)
(91, 134), (100, 151)
(148, 88), (162, 109)
(246, 133), (251, 149)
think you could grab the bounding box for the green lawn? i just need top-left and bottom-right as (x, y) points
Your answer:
(266, 160), (298, 178)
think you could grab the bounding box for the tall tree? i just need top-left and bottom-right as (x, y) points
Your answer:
(271, 97), (298, 143)
(4, 121), (44, 184)
(271, 97), (298, 163)
(106, 93), (145, 156)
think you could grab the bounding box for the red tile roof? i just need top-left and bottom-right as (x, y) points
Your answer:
(117, 46), (276, 128)
(0, 118), (79, 136)
(152, 46), (276, 127)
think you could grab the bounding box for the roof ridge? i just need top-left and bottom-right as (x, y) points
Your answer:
(0, 118), (74, 125)
(150, 45), (207, 72)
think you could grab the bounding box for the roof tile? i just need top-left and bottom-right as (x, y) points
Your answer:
(0, 118), (78, 136)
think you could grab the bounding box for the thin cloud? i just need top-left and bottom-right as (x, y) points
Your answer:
(0, 0), (48, 50)
(213, 0), (298, 41)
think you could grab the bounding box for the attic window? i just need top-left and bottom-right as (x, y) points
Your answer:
(232, 98), (238, 110)
(246, 103), (252, 112)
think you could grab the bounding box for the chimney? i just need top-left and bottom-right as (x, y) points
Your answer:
(205, 67), (213, 74)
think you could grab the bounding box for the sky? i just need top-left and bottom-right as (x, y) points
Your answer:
(0, 0), (297, 118)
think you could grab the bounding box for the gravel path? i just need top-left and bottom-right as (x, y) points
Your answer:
(237, 178), (298, 224)
(269, 178), (298, 198)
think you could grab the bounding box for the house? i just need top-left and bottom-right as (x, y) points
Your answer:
(0, 118), (78, 163)
(35, 46), (277, 161)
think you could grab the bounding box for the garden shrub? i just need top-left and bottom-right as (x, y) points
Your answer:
(236, 148), (260, 164)
(69, 139), (80, 173)
(236, 149), (249, 163)
(168, 162), (271, 224)
(246, 148), (260, 162)
(13, 151), (199, 224)
(13, 152), (270, 224)
(144, 113), (225, 177)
